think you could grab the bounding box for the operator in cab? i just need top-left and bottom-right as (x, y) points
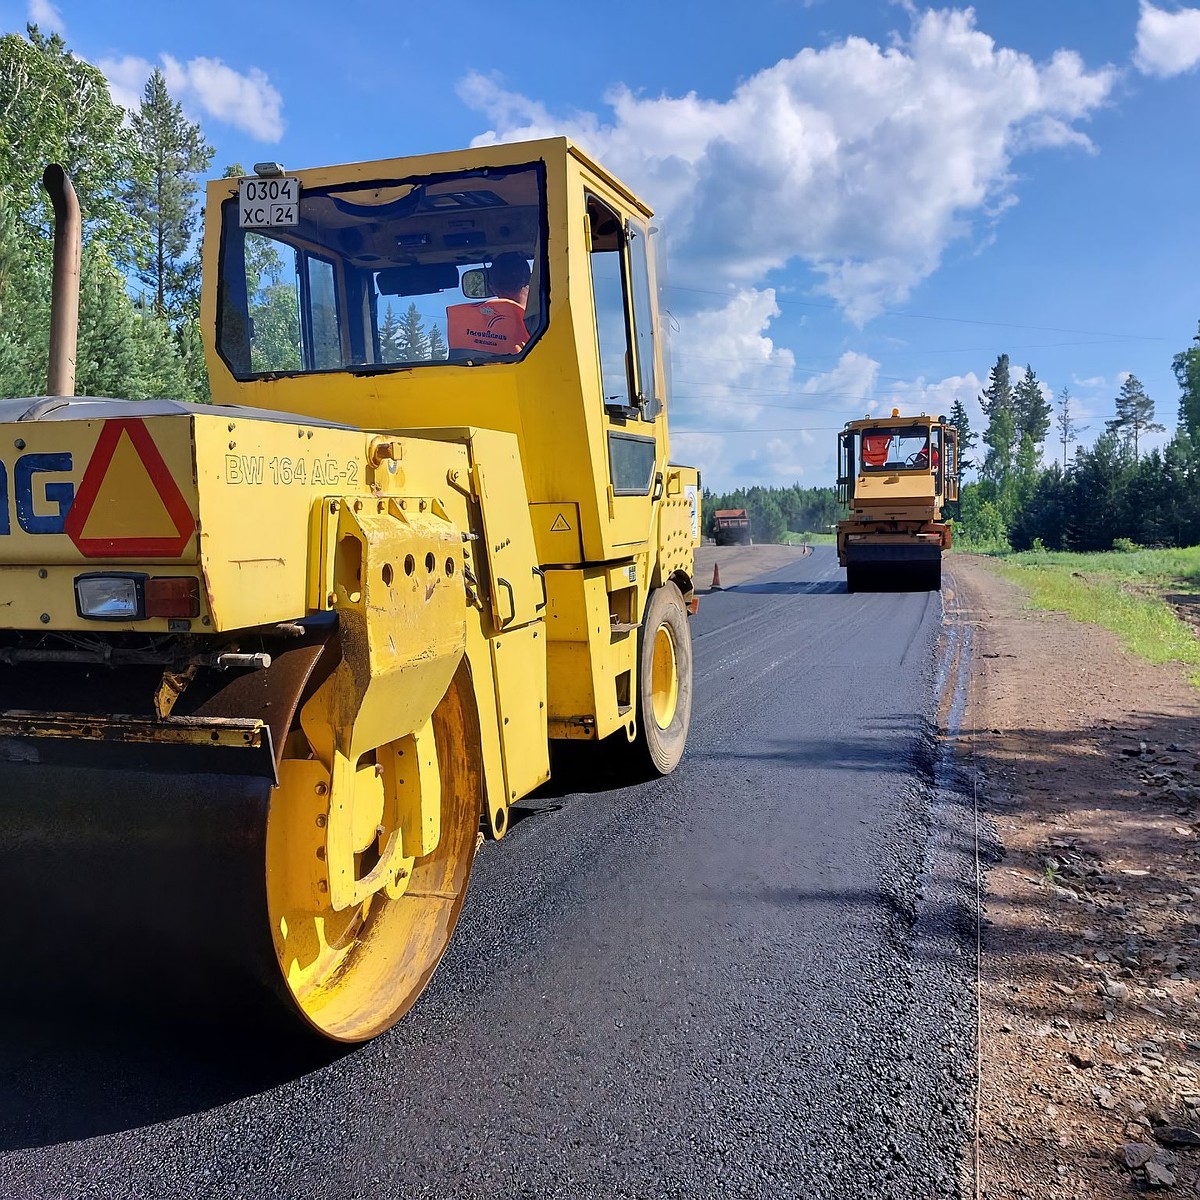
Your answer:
(447, 252), (531, 358)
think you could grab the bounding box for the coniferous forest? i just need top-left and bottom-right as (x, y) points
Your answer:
(704, 345), (1200, 550)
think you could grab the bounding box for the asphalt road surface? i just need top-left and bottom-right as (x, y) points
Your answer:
(0, 546), (979, 1199)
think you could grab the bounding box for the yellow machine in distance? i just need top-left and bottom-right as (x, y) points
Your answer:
(836, 410), (958, 592)
(0, 139), (700, 1041)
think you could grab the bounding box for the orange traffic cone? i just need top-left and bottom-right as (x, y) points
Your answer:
(711, 562), (722, 590)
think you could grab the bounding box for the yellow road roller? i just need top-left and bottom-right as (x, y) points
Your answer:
(0, 142), (700, 1041)
(836, 409), (958, 592)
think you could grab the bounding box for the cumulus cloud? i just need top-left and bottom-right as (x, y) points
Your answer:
(96, 52), (285, 141)
(460, 8), (1116, 487)
(666, 288), (886, 488)
(1134, 1), (1200, 77)
(461, 7), (1115, 325)
(27, 0), (64, 33)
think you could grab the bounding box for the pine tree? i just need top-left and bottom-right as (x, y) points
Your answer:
(131, 298), (191, 399)
(1012, 433), (1039, 515)
(1055, 386), (1086, 470)
(947, 396), (976, 476)
(979, 354), (1016, 490)
(126, 68), (214, 322)
(1172, 322), (1200, 441)
(0, 188), (49, 396)
(1013, 364), (1052, 446)
(1106, 374), (1163, 458)
(979, 354), (1012, 422)
(75, 242), (146, 396)
(379, 304), (401, 361)
(398, 302), (427, 360)
(177, 317), (210, 402)
(427, 322), (447, 361)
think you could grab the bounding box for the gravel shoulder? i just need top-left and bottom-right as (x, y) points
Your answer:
(947, 555), (1200, 1198)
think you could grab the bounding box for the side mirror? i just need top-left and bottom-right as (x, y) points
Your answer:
(461, 268), (488, 300)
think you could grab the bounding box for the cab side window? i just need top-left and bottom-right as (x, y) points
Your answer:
(587, 194), (632, 411)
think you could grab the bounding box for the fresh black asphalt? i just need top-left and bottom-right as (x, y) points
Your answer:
(0, 546), (979, 1198)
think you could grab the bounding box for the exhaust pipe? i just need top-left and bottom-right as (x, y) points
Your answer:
(42, 163), (80, 398)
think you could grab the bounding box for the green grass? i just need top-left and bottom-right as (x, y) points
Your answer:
(782, 531), (836, 545)
(1002, 544), (1200, 586)
(977, 547), (1200, 688)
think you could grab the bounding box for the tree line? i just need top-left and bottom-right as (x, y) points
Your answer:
(0, 26), (212, 401)
(703, 334), (1200, 550)
(951, 341), (1200, 551)
(0, 24), (453, 401)
(701, 483), (842, 543)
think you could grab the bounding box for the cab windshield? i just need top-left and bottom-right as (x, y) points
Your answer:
(860, 426), (931, 471)
(216, 162), (547, 379)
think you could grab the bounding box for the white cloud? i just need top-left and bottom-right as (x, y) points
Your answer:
(880, 372), (983, 425)
(27, 0), (64, 34)
(1134, 1), (1200, 77)
(461, 9), (1123, 489)
(665, 286), (885, 489)
(96, 53), (284, 141)
(460, 7), (1115, 326)
(97, 54), (154, 115)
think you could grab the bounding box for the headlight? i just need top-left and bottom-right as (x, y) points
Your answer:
(74, 574), (145, 620)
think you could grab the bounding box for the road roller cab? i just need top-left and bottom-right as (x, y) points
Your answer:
(0, 139), (700, 1041)
(836, 409), (958, 593)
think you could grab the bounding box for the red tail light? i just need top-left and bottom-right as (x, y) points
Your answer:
(145, 576), (200, 618)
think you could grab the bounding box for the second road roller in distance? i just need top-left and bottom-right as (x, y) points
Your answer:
(0, 139), (701, 1042)
(836, 409), (958, 592)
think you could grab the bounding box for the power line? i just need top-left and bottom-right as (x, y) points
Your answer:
(664, 284), (1167, 343)
(675, 340), (1139, 377)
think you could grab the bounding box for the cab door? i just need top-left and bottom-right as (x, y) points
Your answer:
(837, 429), (856, 506)
(943, 426), (959, 502)
(586, 193), (664, 550)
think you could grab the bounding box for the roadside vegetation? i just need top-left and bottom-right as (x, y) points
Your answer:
(0, 26), (219, 402)
(702, 483), (841, 543)
(962, 544), (1200, 687)
(782, 531), (835, 546)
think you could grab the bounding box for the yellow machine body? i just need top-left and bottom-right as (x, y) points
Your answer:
(0, 138), (700, 1041)
(835, 411), (958, 592)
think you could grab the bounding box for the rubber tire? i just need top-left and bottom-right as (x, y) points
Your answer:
(632, 582), (694, 775)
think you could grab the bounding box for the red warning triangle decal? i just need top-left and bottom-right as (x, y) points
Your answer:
(64, 418), (195, 558)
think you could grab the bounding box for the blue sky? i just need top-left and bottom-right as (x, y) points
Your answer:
(5, 0), (1200, 492)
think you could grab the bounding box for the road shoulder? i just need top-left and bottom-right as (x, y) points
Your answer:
(947, 555), (1200, 1199)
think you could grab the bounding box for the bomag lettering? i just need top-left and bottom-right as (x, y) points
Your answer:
(0, 452), (74, 535)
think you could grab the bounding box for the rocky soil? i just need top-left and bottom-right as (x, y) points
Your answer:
(948, 556), (1200, 1198)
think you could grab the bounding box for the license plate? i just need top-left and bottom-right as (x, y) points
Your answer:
(239, 177), (300, 227)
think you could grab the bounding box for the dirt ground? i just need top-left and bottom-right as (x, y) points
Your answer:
(948, 556), (1200, 1198)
